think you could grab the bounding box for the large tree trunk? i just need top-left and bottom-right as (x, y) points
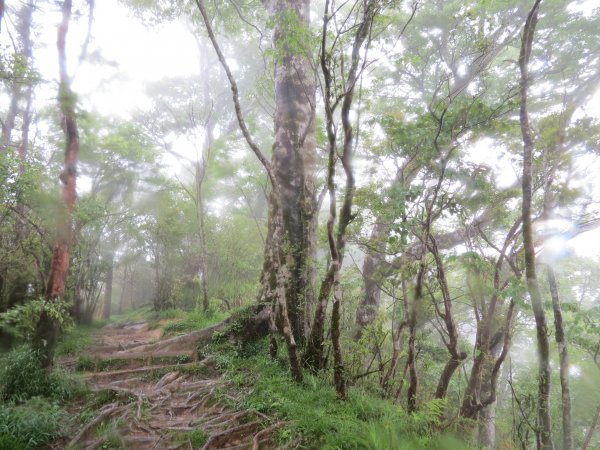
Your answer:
(196, 0), (304, 381)
(34, 0), (79, 367)
(519, 2), (554, 448)
(265, 0), (317, 346)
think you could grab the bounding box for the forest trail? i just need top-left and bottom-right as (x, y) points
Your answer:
(63, 320), (280, 450)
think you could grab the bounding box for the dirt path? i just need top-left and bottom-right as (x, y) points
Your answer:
(64, 321), (280, 450)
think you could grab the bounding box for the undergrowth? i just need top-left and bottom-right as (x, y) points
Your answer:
(0, 345), (85, 402)
(202, 337), (471, 450)
(161, 309), (227, 337)
(0, 398), (68, 449)
(0, 346), (87, 449)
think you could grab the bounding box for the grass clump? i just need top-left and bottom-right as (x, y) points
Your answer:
(95, 418), (127, 449)
(187, 429), (209, 448)
(171, 429), (208, 449)
(0, 397), (68, 449)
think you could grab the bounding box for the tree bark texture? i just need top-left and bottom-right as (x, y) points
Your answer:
(519, 1), (554, 448)
(196, 0), (303, 381)
(34, 0), (79, 367)
(407, 263), (425, 413)
(265, 0), (317, 345)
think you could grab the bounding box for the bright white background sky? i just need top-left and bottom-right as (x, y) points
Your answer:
(35, 0), (200, 118)
(27, 0), (600, 260)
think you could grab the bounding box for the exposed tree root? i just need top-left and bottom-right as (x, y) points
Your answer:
(62, 318), (281, 449)
(252, 421), (286, 450)
(67, 403), (126, 447)
(200, 421), (261, 449)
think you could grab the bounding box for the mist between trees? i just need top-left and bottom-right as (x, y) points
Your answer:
(1, 0), (600, 449)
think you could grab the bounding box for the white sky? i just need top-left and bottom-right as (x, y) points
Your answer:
(34, 0), (200, 118)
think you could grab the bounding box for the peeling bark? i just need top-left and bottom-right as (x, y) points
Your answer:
(264, 0), (317, 345)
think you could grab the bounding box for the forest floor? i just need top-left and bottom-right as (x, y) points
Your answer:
(59, 319), (281, 450)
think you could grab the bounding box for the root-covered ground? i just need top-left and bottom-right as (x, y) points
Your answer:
(62, 320), (282, 449)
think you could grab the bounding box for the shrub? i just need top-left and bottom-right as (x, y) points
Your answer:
(0, 398), (68, 449)
(0, 345), (85, 402)
(0, 346), (51, 402)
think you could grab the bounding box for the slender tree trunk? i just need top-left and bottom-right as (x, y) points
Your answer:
(196, 160), (210, 311)
(429, 235), (467, 399)
(547, 267), (572, 450)
(34, 0), (79, 367)
(541, 92), (574, 450)
(407, 263), (425, 413)
(304, 1), (374, 385)
(102, 251), (114, 320)
(118, 265), (127, 314)
(197, 41), (212, 312)
(381, 279), (408, 395)
(583, 406), (600, 450)
(519, 2), (554, 447)
(14, 3), (34, 239)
